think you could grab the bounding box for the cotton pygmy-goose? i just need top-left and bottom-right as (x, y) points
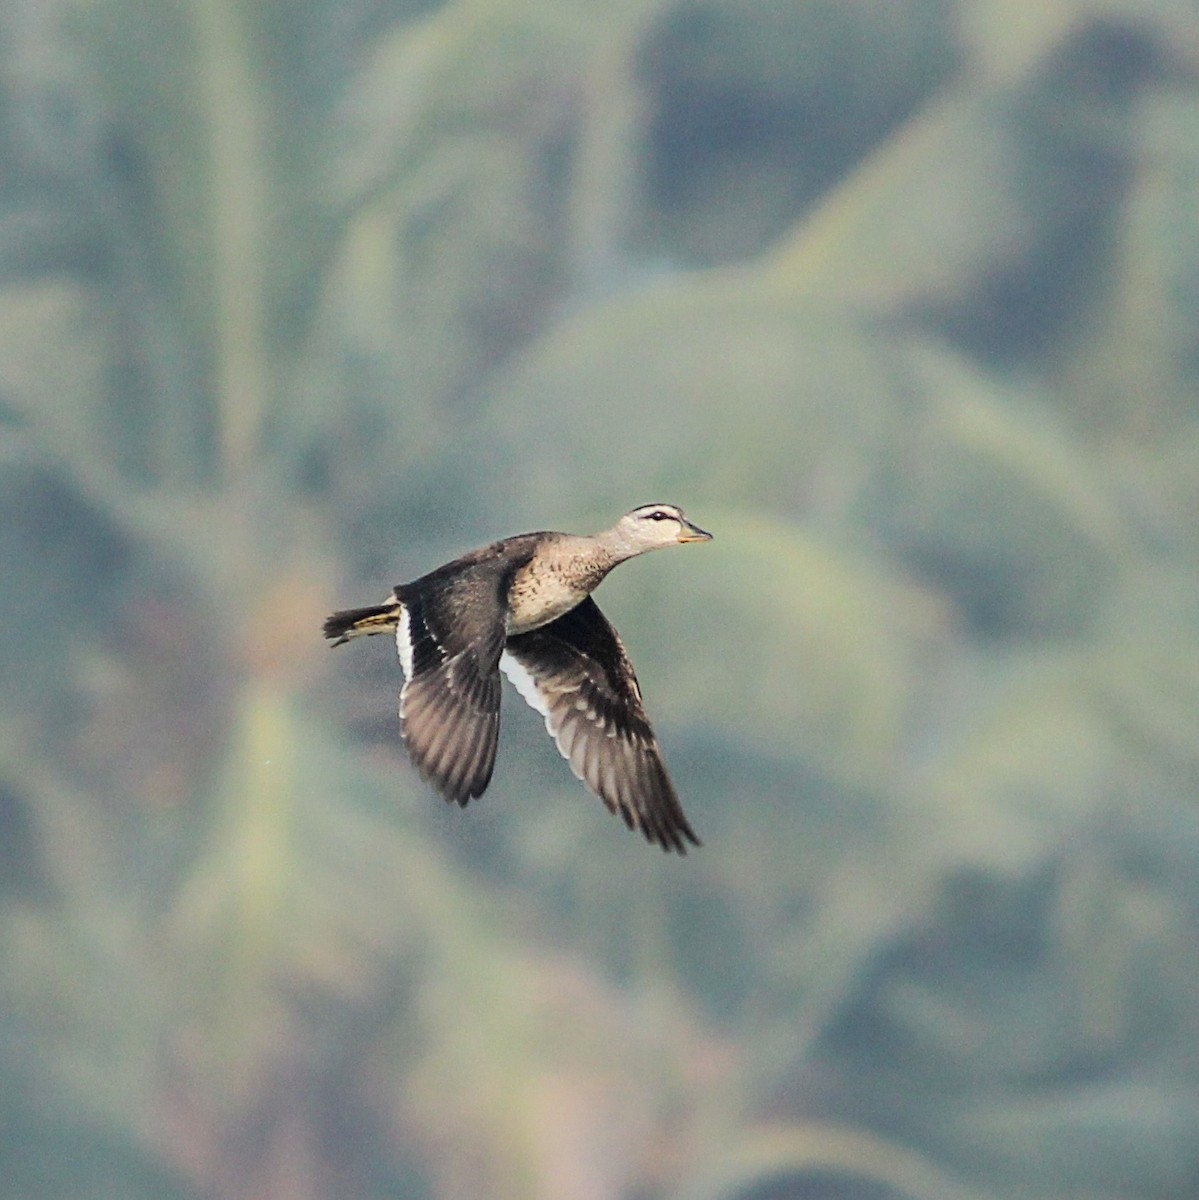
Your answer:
(323, 504), (712, 853)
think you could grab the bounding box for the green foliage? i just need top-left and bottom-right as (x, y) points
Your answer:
(2, 0), (1199, 1197)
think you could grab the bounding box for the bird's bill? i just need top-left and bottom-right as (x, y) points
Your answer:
(676, 518), (713, 543)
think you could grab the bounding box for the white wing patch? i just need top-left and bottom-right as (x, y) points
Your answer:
(499, 650), (551, 719)
(394, 603), (413, 680)
(395, 603), (414, 723)
(500, 650), (589, 781)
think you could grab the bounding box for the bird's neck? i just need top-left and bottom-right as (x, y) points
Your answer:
(553, 531), (634, 591)
(588, 529), (645, 571)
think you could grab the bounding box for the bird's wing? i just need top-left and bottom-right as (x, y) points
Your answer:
(500, 596), (701, 853)
(395, 566), (512, 805)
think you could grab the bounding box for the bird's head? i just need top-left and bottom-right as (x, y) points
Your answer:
(610, 504), (713, 553)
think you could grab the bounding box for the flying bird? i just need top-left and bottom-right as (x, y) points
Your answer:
(324, 504), (712, 853)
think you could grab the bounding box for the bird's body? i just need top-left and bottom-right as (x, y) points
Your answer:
(324, 504), (712, 853)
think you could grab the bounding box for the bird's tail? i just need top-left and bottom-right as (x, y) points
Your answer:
(323, 601), (402, 646)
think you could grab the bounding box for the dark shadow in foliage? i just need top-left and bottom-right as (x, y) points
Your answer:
(636, 0), (960, 264)
(914, 15), (1199, 370)
(1, 1097), (199, 1200)
(728, 1174), (917, 1200)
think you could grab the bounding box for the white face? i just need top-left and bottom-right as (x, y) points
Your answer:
(616, 504), (712, 549)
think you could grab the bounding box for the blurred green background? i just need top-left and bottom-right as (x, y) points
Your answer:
(3, 0), (1199, 1196)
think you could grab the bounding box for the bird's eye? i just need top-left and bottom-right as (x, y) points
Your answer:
(645, 509), (671, 521)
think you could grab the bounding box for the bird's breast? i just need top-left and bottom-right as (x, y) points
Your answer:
(506, 561), (590, 634)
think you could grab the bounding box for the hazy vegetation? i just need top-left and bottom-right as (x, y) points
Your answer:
(2, 0), (1199, 1196)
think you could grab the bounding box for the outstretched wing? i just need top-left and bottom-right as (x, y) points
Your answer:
(501, 596), (701, 853)
(395, 568), (510, 805)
